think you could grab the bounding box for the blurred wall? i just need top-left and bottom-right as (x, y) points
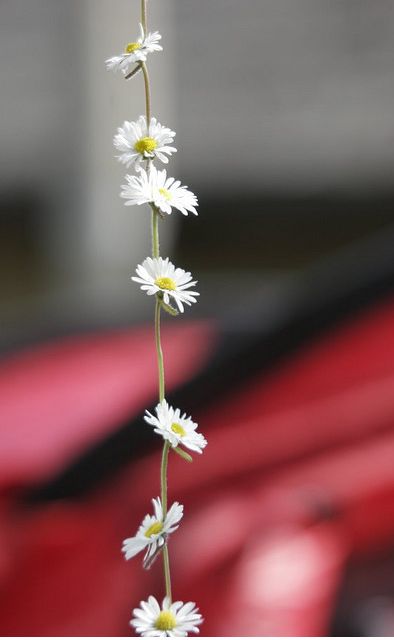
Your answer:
(81, 0), (177, 282)
(0, 0), (177, 346)
(2, 0), (394, 348)
(177, 0), (394, 193)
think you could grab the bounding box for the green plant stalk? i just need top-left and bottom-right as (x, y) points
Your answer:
(151, 206), (160, 258)
(125, 63), (142, 81)
(141, 0), (172, 604)
(154, 296), (165, 404)
(141, 63), (151, 124)
(161, 440), (172, 601)
(141, 0), (147, 33)
(153, 220), (172, 603)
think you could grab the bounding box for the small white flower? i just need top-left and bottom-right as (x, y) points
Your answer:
(145, 400), (207, 454)
(122, 497), (183, 569)
(106, 24), (162, 75)
(121, 166), (198, 216)
(131, 595), (203, 637)
(132, 257), (199, 313)
(114, 116), (176, 168)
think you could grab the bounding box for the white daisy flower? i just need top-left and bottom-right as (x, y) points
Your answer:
(121, 166), (198, 216)
(106, 24), (162, 75)
(132, 257), (199, 313)
(145, 400), (207, 454)
(122, 497), (183, 569)
(131, 595), (203, 637)
(114, 116), (176, 169)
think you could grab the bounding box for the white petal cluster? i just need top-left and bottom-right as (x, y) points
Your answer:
(114, 116), (176, 168)
(106, 24), (162, 74)
(132, 257), (199, 313)
(131, 595), (203, 637)
(145, 400), (207, 454)
(122, 497), (183, 569)
(121, 166), (198, 216)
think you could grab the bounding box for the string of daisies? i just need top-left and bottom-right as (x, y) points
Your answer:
(106, 1), (206, 636)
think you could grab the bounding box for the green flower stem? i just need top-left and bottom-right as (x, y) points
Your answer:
(141, 0), (147, 33)
(174, 446), (193, 463)
(151, 206), (160, 258)
(155, 276), (172, 603)
(125, 63), (142, 81)
(154, 297), (165, 404)
(160, 441), (170, 515)
(141, 0), (150, 123)
(142, 0), (172, 605)
(152, 196), (171, 604)
(161, 440), (172, 601)
(159, 299), (179, 316)
(141, 62), (151, 124)
(162, 544), (172, 603)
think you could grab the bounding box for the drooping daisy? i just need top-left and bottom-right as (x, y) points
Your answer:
(131, 595), (203, 637)
(145, 400), (207, 454)
(121, 166), (198, 216)
(106, 24), (162, 75)
(132, 257), (199, 313)
(114, 116), (176, 168)
(122, 497), (183, 569)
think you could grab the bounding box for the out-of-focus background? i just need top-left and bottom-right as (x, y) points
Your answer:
(3, 0), (394, 346)
(2, 0), (394, 636)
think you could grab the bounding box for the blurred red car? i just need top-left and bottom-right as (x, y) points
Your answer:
(1, 235), (394, 636)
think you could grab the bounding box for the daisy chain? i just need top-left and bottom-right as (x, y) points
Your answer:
(145, 400), (207, 454)
(121, 165), (198, 216)
(106, 24), (162, 75)
(132, 257), (199, 313)
(131, 595), (203, 637)
(114, 116), (176, 168)
(122, 497), (183, 569)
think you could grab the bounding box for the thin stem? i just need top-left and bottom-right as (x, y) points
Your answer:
(142, 0), (172, 605)
(125, 63), (142, 80)
(162, 545), (172, 601)
(156, 292), (172, 602)
(141, 0), (147, 34)
(161, 441), (171, 599)
(154, 298), (165, 403)
(141, 63), (151, 124)
(151, 206), (160, 258)
(161, 441), (170, 516)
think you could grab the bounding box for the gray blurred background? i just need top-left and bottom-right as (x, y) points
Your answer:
(2, 0), (394, 350)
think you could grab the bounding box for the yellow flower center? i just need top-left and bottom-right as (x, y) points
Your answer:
(125, 42), (141, 53)
(134, 137), (158, 155)
(155, 611), (177, 631)
(154, 276), (177, 291)
(159, 187), (172, 201)
(144, 521), (164, 538)
(171, 422), (186, 437)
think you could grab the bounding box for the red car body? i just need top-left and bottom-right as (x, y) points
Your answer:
(1, 296), (394, 635)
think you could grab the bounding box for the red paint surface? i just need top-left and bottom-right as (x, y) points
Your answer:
(0, 301), (394, 635)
